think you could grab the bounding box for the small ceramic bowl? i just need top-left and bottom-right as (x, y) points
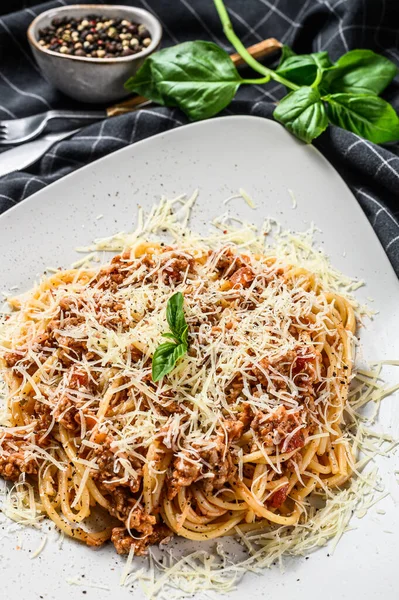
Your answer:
(27, 4), (162, 104)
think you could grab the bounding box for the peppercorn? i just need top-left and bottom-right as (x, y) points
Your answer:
(36, 13), (152, 58)
(138, 25), (150, 37)
(107, 27), (118, 39)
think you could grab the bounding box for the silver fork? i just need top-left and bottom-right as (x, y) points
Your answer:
(0, 129), (81, 178)
(0, 109), (106, 145)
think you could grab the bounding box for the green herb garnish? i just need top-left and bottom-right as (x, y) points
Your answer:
(152, 292), (188, 382)
(125, 0), (399, 145)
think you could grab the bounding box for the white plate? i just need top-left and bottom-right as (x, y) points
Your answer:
(1, 116), (398, 600)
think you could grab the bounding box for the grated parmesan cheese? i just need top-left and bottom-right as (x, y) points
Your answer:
(239, 188), (256, 208)
(287, 188), (297, 209)
(67, 577), (111, 591)
(0, 190), (398, 598)
(30, 535), (47, 559)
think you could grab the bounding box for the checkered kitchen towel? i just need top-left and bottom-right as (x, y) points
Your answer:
(0, 0), (398, 275)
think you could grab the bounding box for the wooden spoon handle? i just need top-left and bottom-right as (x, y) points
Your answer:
(107, 38), (281, 117)
(230, 38), (281, 67)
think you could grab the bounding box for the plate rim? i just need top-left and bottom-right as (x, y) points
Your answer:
(1, 115), (397, 286)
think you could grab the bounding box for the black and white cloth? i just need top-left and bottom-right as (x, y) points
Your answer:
(1, 0), (399, 274)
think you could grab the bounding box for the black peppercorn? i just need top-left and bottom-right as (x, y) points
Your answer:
(37, 13), (152, 58)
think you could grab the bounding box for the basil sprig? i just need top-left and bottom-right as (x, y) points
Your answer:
(125, 0), (399, 145)
(152, 292), (189, 382)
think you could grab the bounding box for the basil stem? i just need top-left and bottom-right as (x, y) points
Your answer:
(213, 0), (299, 91)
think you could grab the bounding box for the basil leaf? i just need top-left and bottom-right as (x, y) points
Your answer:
(162, 327), (188, 344)
(278, 45), (296, 66)
(152, 292), (189, 381)
(324, 93), (399, 144)
(162, 332), (178, 341)
(166, 292), (188, 341)
(276, 51), (332, 87)
(152, 342), (187, 382)
(124, 59), (164, 105)
(180, 324), (188, 346)
(125, 41), (242, 120)
(273, 87), (328, 143)
(321, 50), (398, 96)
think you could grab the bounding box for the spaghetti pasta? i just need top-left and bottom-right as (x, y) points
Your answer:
(0, 196), (367, 561)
